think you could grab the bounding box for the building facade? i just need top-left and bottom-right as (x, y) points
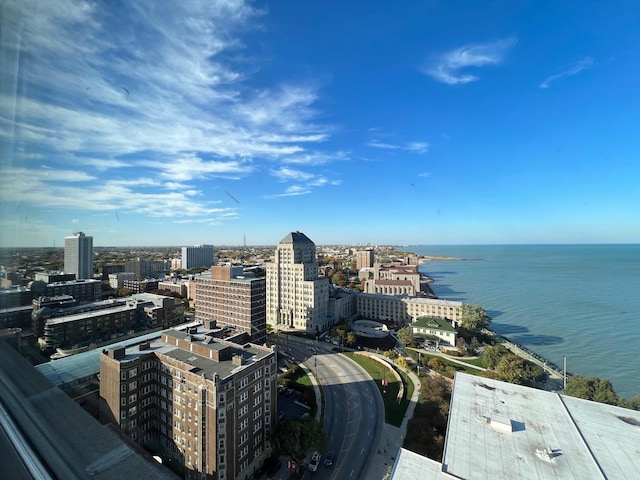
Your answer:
(33, 293), (184, 350)
(181, 245), (215, 270)
(410, 316), (458, 346)
(100, 326), (277, 480)
(356, 249), (375, 270)
(356, 293), (462, 325)
(64, 232), (93, 280)
(266, 232), (330, 333)
(194, 266), (267, 343)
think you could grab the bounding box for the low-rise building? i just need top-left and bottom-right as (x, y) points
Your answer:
(410, 316), (457, 346)
(109, 272), (135, 289)
(356, 293), (462, 325)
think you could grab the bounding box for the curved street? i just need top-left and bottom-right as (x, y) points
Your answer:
(273, 334), (384, 480)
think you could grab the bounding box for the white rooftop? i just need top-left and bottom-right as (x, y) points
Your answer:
(442, 372), (640, 479)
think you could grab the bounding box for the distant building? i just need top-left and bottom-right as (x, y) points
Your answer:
(34, 271), (76, 283)
(64, 231), (93, 280)
(356, 249), (375, 270)
(102, 263), (126, 280)
(125, 258), (167, 279)
(356, 293), (462, 325)
(157, 279), (188, 297)
(123, 278), (159, 293)
(181, 244), (215, 270)
(32, 293), (184, 351)
(266, 232), (330, 333)
(109, 272), (135, 289)
(194, 265), (267, 343)
(100, 325), (277, 480)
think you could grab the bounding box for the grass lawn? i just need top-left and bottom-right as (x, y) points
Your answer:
(281, 366), (317, 414)
(343, 352), (411, 427)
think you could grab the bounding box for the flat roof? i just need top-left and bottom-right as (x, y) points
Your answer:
(442, 372), (640, 479)
(390, 448), (451, 480)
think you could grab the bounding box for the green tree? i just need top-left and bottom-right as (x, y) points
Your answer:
(273, 418), (326, 469)
(396, 356), (408, 369)
(564, 375), (622, 406)
(384, 349), (399, 360)
(331, 325), (347, 345)
(397, 326), (414, 346)
(459, 304), (492, 332)
(495, 354), (529, 385)
(346, 331), (357, 347)
(482, 344), (508, 369)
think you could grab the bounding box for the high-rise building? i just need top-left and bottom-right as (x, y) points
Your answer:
(64, 232), (93, 280)
(356, 248), (375, 270)
(100, 326), (277, 480)
(181, 244), (215, 270)
(195, 265), (267, 343)
(266, 232), (330, 333)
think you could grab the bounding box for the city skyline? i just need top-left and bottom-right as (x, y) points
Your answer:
(2, 1), (639, 247)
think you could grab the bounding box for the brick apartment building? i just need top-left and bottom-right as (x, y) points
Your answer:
(100, 325), (277, 480)
(194, 265), (267, 344)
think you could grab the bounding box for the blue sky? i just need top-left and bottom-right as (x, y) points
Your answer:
(1, 0), (639, 247)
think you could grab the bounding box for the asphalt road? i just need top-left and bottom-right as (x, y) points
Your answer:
(274, 334), (384, 480)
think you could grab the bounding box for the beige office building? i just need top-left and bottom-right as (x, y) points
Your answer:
(266, 232), (330, 333)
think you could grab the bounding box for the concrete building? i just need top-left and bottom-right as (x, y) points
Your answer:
(356, 249), (375, 270)
(391, 372), (640, 479)
(158, 280), (189, 298)
(194, 265), (267, 343)
(32, 293), (184, 351)
(181, 244), (215, 270)
(109, 272), (136, 289)
(357, 293), (462, 325)
(64, 231), (94, 280)
(102, 263), (126, 280)
(100, 324), (277, 480)
(125, 258), (168, 279)
(29, 278), (102, 303)
(123, 278), (160, 293)
(364, 279), (417, 296)
(266, 232), (330, 333)
(34, 271), (76, 283)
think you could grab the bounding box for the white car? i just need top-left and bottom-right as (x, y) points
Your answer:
(308, 451), (321, 472)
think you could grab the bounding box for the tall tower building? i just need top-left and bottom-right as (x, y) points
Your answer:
(356, 249), (375, 270)
(64, 232), (93, 280)
(195, 265), (267, 343)
(181, 244), (215, 270)
(266, 232), (330, 333)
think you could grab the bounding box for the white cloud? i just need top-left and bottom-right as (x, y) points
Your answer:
(540, 57), (594, 89)
(368, 140), (429, 154)
(425, 38), (517, 85)
(418, 172), (430, 177)
(271, 167), (314, 182)
(265, 185), (312, 198)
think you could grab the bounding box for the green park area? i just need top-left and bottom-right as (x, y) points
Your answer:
(343, 352), (413, 427)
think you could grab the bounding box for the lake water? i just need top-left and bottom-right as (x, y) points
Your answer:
(408, 244), (640, 399)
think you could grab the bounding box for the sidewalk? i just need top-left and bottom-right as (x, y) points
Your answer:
(362, 358), (421, 480)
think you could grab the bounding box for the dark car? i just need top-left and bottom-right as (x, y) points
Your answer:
(324, 450), (335, 467)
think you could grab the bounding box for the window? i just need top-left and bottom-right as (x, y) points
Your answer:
(239, 391), (248, 402)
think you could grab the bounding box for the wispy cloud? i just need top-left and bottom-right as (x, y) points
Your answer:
(0, 0), (344, 226)
(368, 140), (429, 154)
(425, 38), (517, 85)
(539, 57), (594, 89)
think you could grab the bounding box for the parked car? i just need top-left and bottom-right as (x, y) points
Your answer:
(308, 451), (321, 472)
(324, 450), (335, 467)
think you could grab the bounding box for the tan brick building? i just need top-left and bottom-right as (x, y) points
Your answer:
(100, 326), (277, 480)
(194, 265), (267, 344)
